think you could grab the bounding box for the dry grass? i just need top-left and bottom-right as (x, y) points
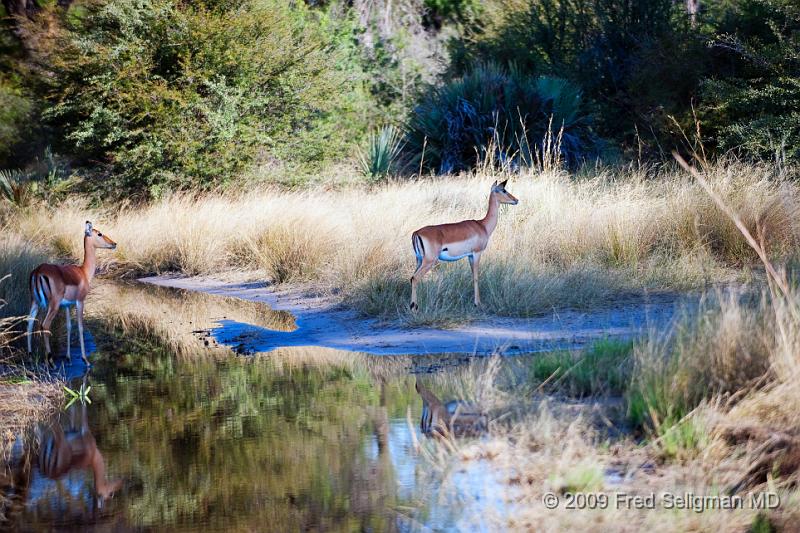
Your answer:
(0, 381), (61, 458)
(0, 234), (49, 317)
(2, 159), (797, 323)
(0, 278), (61, 458)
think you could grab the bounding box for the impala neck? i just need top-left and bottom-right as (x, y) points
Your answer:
(90, 449), (110, 492)
(82, 236), (97, 284)
(480, 192), (501, 235)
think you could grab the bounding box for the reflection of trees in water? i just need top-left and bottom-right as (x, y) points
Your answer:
(77, 330), (426, 531)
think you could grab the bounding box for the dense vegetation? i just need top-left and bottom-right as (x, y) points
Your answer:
(0, 0), (799, 198)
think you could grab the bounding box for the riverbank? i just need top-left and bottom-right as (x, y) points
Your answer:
(140, 274), (688, 355)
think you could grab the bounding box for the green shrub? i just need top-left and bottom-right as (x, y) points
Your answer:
(0, 82), (34, 167)
(405, 63), (596, 173)
(33, 0), (367, 197)
(0, 169), (37, 207)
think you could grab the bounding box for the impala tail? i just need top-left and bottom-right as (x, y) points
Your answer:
(30, 271), (51, 308)
(412, 232), (425, 270)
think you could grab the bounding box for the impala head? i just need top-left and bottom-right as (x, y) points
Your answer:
(491, 179), (519, 205)
(85, 221), (117, 250)
(95, 478), (123, 509)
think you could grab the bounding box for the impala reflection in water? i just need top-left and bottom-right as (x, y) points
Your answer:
(2, 282), (516, 531)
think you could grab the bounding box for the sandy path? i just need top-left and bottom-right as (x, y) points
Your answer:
(139, 275), (687, 355)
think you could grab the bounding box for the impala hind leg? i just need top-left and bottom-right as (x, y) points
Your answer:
(40, 302), (59, 367)
(410, 257), (437, 311)
(468, 252), (482, 307)
(26, 303), (39, 355)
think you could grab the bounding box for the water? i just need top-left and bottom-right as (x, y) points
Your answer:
(2, 284), (517, 532)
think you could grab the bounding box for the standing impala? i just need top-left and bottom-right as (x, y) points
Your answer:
(27, 221), (116, 366)
(410, 180), (518, 310)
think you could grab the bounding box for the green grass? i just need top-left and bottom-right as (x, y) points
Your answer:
(653, 414), (710, 460)
(530, 338), (634, 397)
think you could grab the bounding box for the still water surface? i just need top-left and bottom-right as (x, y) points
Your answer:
(3, 285), (514, 531)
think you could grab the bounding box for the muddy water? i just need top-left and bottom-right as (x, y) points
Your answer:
(2, 284), (516, 532)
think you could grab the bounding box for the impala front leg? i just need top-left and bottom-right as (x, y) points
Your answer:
(468, 252), (481, 307)
(65, 306), (72, 362)
(76, 300), (89, 366)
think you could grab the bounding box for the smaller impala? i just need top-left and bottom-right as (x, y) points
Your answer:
(27, 221), (117, 366)
(410, 180), (518, 310)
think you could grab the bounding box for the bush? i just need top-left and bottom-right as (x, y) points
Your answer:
(447, 0), (698, 158)
(31, 0), (367, 197)
(405, 63), (596, 173)
(700, 0), (800, 161)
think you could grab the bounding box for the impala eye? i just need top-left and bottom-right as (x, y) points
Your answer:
(98, 233), (103, 237)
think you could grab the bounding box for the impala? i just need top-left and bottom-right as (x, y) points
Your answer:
(27, 221), (116, 366)
(416, 381), (487, 437)
(410, 179), (518, 310)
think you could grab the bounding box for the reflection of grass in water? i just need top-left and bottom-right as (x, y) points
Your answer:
(89, 281), (295, 358)
(529, 338), (634, 397)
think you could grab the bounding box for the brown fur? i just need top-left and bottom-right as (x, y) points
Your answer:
(410, 180), (518, 310)
(416, 381), (487, 437)
(27, 221), (116, 365)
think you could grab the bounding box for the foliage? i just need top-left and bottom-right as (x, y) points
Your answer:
(30, 0), (367, 197)
(0, 82), (34, 168)
(357, 125), (405, 180)
(447, 0), (699, 157)
(701, 0), (800, 161)
(405, 63), (596, 173)
(0, 13), (37, 168)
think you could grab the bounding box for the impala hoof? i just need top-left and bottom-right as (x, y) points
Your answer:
(410, 302), (418, 311)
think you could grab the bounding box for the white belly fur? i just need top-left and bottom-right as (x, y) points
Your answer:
(439, 237), (478, 262)
(438, 251), (471, 262)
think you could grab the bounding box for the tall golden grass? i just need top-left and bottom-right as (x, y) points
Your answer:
(3, 159), (797, 322)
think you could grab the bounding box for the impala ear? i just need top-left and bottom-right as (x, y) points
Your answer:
(85, 221), (93, 235)
(492, 180), (498, 187)
(500, 179), (508, 188)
